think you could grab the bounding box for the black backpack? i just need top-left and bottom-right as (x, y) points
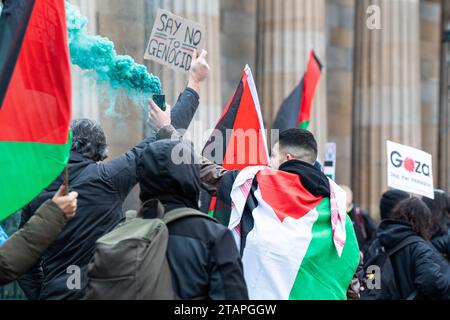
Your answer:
(361, 236), (423, 300)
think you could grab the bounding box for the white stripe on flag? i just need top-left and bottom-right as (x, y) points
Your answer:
(242, 187), (318, 300)
(229, 166), (267, 229)
(229, 166), (267, 250)
(328, 179), (348, 257)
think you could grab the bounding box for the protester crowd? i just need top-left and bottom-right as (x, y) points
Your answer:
(1, 50), (450, 300)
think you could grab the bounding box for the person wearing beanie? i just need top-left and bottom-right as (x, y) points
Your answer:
(379, 189), (410, 221)
(136, 140), (248, 300)
(363, 189), (410, 263)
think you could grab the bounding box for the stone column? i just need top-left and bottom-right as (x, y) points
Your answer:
(220, 0), (257, 107)
(71, 0), (99, 121)
(326, 0), (356, 186)
(256, 0), (327, 151)
(96, 0), (149, 210)
(353, 0), (422, 218)
(439, 0), (450, 189)
(95, 0), (147, 159)
(420, 0), (441, 175)
(145, 0), (223, 147)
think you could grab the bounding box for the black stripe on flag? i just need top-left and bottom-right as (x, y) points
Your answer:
(214, 169), (258, 255)
(202, 80), (244, 164)
(0, 0), (36, 109)
(272, 80), (303, 132)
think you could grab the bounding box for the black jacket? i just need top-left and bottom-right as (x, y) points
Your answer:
(431, 226), (450, 261)
(377, 220), (450, 299)
(18, 88), (199, 300)
(137, 140), (248, 300)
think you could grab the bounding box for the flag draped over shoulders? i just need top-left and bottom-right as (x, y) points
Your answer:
(216, 161), (360, 300)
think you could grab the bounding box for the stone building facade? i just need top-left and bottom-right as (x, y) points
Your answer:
(70, 0), (450, 220)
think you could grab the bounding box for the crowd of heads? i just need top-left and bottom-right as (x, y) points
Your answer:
(70, 118), (450, 237)
(377, 189), (450, 241)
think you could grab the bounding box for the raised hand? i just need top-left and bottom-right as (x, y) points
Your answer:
(188, 49), (210, 93)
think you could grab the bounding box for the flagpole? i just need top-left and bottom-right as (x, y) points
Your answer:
(64, 167), (69, 196)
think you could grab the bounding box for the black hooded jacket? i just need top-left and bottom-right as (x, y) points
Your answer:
(377, 220), (450, 299)
(137, 140), (248, 300)
(18, 88), (199, 300)
(431, 224), (450, 261)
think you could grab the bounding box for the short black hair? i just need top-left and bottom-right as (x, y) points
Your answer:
(71, 119), (108, 162)
(278, 128), (318, 163)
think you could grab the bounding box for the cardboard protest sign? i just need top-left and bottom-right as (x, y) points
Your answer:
(386, 141), (434, 199)
(144, 9), (205, 73)
(323, 142), (336, 180)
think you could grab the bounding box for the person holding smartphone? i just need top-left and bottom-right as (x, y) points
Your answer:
(18, 49), (210, 300)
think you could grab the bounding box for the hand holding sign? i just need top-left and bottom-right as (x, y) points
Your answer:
(188, 49), (210, 94)
(190, 49), (210, 83)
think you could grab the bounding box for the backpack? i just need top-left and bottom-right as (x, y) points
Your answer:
(83, 199), (217, 300)
(361, 235), (422, 300)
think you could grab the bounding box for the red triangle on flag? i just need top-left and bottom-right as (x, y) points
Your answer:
(203, 65), (268, 171)
(257, 169), (324, 222)
(0, 0), (71, 144)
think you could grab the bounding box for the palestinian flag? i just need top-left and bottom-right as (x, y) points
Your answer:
(203, 65), (269, 170)
(0, 0), (72, 221)
(201, 65), (269, 215)
(273, 50), (322, 131)
(227, 166), (360, 300)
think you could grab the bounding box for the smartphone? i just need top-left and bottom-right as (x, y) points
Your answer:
(153, 94), (166, 111)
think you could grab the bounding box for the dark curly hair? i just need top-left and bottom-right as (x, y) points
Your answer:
(422, 190), (450, 237)
(391, 197), (433, 240)
(71, 119), (108, 162)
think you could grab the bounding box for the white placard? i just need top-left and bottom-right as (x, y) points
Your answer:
(144, 9), (205, 73)
(323, 142), (336, 180)
(386, 141), (434, 199)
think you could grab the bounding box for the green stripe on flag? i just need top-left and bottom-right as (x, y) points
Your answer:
(298, 120), (310, 130)
(289, 198), (360, 300)
(0, 138), (71, 221)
